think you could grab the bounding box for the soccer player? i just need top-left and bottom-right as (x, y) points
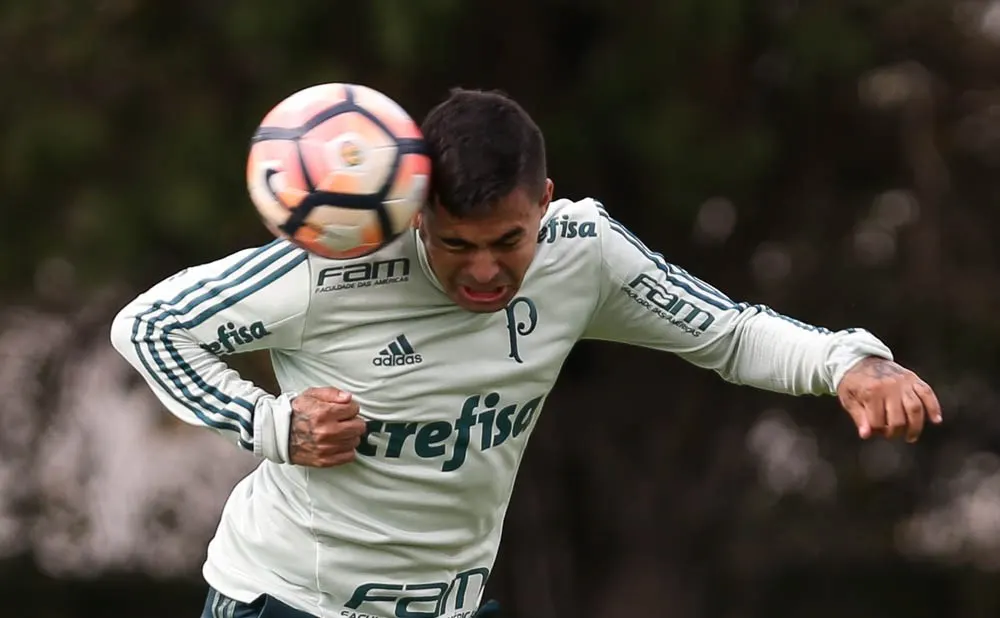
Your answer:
(110, 88), (942, 618)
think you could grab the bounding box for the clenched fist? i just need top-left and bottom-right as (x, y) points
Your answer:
(288, 387), (367, 467)
(837, 356), (943, 443)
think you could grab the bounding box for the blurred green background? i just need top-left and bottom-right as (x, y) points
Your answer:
(3, 1), (1000, 616)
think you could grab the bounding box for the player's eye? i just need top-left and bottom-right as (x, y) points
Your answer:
(440, 238), (474, 252)
(494, 234), (523, 250)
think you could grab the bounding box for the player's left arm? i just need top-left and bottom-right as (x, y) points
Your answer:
(582, 201), (942, 442)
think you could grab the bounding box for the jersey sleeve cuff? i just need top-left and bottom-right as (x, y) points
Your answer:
(827, 330), (894, 392)
(253, 392), (297, 463)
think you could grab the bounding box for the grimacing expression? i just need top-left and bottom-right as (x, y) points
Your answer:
(418, 180), (554, 313)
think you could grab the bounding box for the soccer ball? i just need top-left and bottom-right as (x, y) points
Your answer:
(247, 83), (431, 259)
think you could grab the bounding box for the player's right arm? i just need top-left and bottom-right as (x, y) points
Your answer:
(109, 239), (311, 462)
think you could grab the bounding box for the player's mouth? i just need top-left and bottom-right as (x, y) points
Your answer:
(458, 285), (509, 305)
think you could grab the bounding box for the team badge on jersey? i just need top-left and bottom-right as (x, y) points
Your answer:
(504, 297), (537, 363)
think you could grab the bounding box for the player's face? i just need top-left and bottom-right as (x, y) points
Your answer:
(418, 180), (554, 313)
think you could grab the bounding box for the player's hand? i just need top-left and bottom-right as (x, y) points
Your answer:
(288, 387), (366, 467)
(837, 356), (942, 443)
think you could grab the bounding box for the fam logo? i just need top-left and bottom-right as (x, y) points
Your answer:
(357, 392), (545, 472)
(199, 321), (271, 355)
(347, 567), (491, 618)
(315, 257), (410, 293)
(537, 215), (598, 244)
(622, 274), (716, 336)
(504, 297), (537, 363)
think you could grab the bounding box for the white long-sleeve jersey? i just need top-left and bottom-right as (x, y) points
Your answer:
(110, 197), (891, 618)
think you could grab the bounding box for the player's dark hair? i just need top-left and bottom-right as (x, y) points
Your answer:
(420, 88), (547, 218)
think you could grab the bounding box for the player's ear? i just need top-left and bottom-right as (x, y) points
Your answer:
(414, 208), (430, 242)
(539, 178), (554, 211)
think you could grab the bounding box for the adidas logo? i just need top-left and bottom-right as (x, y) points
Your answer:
(372, 334), (423, 367)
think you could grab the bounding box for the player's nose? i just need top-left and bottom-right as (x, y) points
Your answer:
(465, 251), (501, 285)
